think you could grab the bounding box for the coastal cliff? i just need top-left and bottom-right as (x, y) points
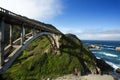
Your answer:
(1, 34), (113, 80)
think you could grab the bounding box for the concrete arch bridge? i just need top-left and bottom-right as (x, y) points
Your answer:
(0, 7), (62, 74)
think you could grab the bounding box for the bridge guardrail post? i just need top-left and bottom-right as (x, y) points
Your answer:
(0, 17), (5, 67)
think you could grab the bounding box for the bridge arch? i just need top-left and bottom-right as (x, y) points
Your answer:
(0, 31), (61, 73)
(24, 32), (60, 50)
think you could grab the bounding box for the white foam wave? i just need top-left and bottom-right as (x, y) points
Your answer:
(103, 45), (114, 48)
(105, 48), (115, 50)
(117, 58), (120, 61)
(103, 45), (108, 47)
(100, 46), (115, 50)
(92, 51), (98, 54)
(96, 57), (101, 59)
(98, 52), (118, 57)
(103, 52), (118, 57)
(105, 61), (119, 69)
(89, 48), (101, 50)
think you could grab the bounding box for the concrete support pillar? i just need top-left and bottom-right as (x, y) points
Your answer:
(32, 28), (36, 37)
(32, 29), (35, 37)
(51, 34), (56, 49)
(10, 25), (13, 46)
(21, 24), (25, 45)
(52, 34), (61, 49)
(0, 18), (5, 66)
(55, 35), (60, 49)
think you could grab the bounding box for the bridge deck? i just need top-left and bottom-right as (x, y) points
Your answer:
(0, 7), (61, 34)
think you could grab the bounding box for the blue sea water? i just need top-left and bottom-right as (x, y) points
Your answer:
(82, 40), (120, 69)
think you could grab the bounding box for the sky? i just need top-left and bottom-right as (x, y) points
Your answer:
(0, 0), (120, 41)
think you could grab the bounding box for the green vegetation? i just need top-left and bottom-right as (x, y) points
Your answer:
(1, 34), (97, 80)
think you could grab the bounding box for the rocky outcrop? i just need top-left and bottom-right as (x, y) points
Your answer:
(96, 59), (113, 73)
(115, 47), (120, 51)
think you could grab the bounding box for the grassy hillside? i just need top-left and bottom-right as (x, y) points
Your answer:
(1, 34), (97, 80)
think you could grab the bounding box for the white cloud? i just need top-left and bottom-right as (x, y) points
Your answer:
(78, 30), (120, 41)
(78, 33), (120, 41)
(0, 0), (63, 20)
(64, 28), (120, 41)
(63, 28), (83, 34)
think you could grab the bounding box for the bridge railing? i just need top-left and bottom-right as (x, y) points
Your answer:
(0, 7), (42, 27)
(0, 7), (61, 34)
(0, 7), (18, 17)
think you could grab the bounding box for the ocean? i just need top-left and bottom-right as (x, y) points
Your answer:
(82, 40), (120, 70)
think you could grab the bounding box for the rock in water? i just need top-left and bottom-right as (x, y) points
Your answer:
(115, 47), (120, 51)
(116, 68), (120, 73)
(89, 44), (100, 50)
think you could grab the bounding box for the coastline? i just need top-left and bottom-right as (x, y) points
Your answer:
(54, 73), (116, 80)
(82, 40), (120, 79)
(53, 57), (120, 80)
(96, 56), (120, 79)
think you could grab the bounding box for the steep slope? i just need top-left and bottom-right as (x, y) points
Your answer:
(1, 34), (113, 80)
